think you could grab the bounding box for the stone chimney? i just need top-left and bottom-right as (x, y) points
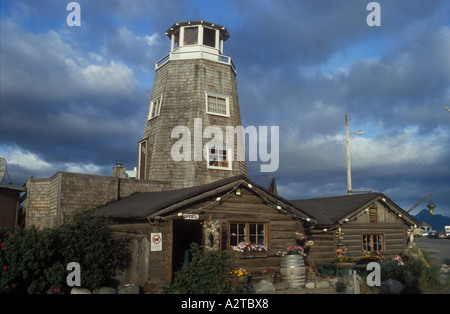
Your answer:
(112, 163), (126, 178)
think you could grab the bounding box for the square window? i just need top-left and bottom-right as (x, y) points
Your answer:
(229, 222), (268, 250)
(183, 27), (198, 45)
(207, 146), (231, 170)
(362, 234), (384, 252)
(205, 92), (229, 117)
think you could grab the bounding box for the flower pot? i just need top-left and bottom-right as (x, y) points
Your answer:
(280, 255), (305, 288)
(333, 262), (355, 267)
(232, 276), (249, 284)
(243, 251), (266, 258)
(296, 239), (306, 246)
(306, 271), (316, 282)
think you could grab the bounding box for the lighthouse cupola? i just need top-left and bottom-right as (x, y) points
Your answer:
(156, 21), (234, 71)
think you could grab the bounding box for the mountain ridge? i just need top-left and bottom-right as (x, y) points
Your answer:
(414, 209), (450, 231)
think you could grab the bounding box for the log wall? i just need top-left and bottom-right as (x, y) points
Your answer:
(307, 201), (409, 265)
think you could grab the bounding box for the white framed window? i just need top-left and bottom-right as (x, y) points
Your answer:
(148, 95), (162, 120)
(205, 91), (229, 117)
(207, 146), (232, 170)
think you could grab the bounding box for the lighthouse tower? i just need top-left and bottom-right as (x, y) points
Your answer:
(138, 21), (247, 189)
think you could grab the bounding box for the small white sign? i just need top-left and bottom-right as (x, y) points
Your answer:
(183, 214), (199, 220)
(151, 233), (162, 251)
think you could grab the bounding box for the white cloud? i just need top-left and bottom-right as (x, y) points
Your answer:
(1, 145), (104, 180)
(81, 61), (136, 94)
(2, 146), (53, 174)
(351, 128), (446, 172)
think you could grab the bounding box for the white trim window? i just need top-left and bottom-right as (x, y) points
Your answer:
(205, 91), (229, 117)
(148, 95), (162, 120)
(207, 146), (232, 170)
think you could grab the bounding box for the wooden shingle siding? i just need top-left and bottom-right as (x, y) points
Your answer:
(140, 58), (247, 189)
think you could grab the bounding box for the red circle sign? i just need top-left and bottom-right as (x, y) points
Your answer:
(152, 234), (161, 244)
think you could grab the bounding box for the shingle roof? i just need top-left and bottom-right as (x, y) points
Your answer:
(94, 175), (315, 223)
(291, 192), (419, 227)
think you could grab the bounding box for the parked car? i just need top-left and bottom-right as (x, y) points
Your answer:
(427, 230), (438, 239)
(421, 231), (429, 237)
(446, 233), (450, 239)
(438, 231), (447, 239)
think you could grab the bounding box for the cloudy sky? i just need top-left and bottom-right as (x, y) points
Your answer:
(1, 0), (449, 216)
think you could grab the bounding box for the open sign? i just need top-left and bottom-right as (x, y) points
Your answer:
(182, 214), (199, 220)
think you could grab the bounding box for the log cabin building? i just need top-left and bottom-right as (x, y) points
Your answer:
(21, 20), (419, 290)
(94, 174), (316, 287)
(291, 193), (419, 265)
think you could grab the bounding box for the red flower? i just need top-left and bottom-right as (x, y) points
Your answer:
(54, 287), (60, 293)
(3, 266), (7, 271)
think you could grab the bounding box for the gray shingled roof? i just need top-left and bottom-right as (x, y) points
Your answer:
(291, 192), (419, 227)
(94, 175), (315, 223)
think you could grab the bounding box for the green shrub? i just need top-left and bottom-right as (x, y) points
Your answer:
(56, 211), (126, 291)
(0, 226), (65, 294)
(0, 211), (127, 294)
(165, 243), (234, 294)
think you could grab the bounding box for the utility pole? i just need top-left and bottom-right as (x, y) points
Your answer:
(346, 114), (352, 195)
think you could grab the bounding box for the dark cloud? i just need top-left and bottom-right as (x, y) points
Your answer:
(1, 0), (449, 216)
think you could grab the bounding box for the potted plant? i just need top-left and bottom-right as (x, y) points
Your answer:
(305, 265), (317, 282)
(276, 245), (306, 257)
(230, 268), (250, 284)
(304, 240), (314, 255)
(295, 232), (307, 246)
(261, 268), (276, 283)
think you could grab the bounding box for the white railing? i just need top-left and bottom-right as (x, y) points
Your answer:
(155, 48), (237, 74)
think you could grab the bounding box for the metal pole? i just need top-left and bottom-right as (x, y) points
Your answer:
(346, 114), (352, 195)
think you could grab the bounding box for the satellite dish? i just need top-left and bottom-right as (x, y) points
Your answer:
(0, 157), (7, 183)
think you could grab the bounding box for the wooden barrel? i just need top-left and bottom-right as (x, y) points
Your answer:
(280, 255), (306, 288)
